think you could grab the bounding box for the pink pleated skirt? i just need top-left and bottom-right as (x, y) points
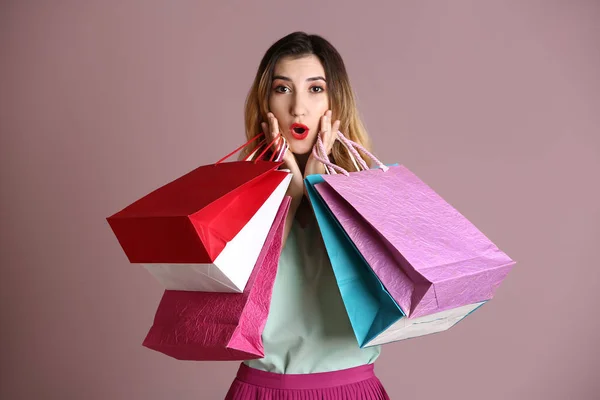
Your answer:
(225, 363), (390, 400)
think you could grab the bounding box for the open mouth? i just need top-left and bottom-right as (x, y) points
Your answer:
(290, 123), (309, 140)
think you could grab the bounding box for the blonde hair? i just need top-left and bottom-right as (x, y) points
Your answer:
(240, 32), (374, 172)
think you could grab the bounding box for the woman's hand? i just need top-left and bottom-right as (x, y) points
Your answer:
(261, 112), (304, 247)
(261, 113), (304, 201)
(304, 110), (341, 179)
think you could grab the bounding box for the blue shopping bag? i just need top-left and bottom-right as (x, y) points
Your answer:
(305, 174), (402, 347)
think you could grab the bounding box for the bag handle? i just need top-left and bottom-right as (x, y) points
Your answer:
(315, 134), (335, 175)
(314, 136), (350, 175)
(245, 134), (289, 163)
(270, 136), (288, 162)
(337, 133), (369, 172)
(337, 131), (388, 171)
(215, 133), (287, 164)
(311, 131), (389, 176)
(315, 132), (366, 175)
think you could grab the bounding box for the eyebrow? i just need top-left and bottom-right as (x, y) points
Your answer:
(272, 75), (326, 82)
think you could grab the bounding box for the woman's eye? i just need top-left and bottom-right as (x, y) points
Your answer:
(274, 86), (290, 93)
(310, 86), (325, 93)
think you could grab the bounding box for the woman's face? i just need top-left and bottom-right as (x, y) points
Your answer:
(268, 54), (330, 155)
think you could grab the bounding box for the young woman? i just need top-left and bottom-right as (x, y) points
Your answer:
(227, 31), (390, 399)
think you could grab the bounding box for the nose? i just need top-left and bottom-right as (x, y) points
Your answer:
(290, 92), (307, 117)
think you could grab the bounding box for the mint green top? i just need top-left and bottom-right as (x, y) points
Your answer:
(244, 217), (381, 374)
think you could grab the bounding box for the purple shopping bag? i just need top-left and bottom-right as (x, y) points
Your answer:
(311, 133), (516, 319)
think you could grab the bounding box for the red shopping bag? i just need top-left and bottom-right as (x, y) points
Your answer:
(106, 134), (291, 292)
(142, 197), (290, 361)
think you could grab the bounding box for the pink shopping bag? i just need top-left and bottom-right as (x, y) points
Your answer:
(310, 132), (516, 319)
(142, 196), (290, 360)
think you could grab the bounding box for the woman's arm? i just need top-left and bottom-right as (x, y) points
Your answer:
(262, 115), (304, 248)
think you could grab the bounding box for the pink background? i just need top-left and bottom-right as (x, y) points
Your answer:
(1, 1), (599, 399)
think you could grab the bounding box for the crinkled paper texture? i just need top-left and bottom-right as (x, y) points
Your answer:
(142, 197), (290, 361)
(318, 165), (515, 318)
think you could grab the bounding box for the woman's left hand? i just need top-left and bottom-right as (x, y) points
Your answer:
(304, 110), (341, 179)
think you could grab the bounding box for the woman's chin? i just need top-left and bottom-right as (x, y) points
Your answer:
(288, 142), (315, 156)
(290, 139), (314, 155)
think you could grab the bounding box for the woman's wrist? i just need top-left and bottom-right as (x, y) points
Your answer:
(304, 154), (326, 177)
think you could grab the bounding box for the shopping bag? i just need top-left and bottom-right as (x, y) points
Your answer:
(309, 132), (516, 319)
(106, 133), (291, 292)
(142, 196), (290, 361)
(306, 173), (486, 347)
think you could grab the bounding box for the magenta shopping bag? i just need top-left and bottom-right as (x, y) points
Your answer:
(311, 133), (516, 319)
(142, 197), (290, 361)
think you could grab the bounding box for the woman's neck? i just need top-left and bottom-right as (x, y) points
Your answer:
(290, 151), (314, 229)
(295, 152), (309, 175)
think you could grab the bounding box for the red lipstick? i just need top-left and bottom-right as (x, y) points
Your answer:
(290, 123), (309, 140)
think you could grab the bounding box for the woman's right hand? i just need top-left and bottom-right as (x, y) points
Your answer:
(261, 113), (304, 201)
(261, 113), (304, 247)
